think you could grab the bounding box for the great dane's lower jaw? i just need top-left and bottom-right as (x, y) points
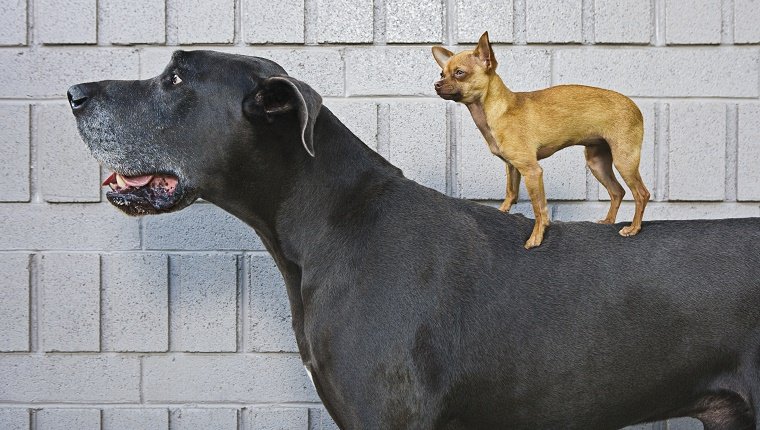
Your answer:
(70, 50), (760, 430)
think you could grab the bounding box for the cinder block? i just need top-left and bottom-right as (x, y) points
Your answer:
(667, 417), (703, 430)
(35, 103), (100, 202)
(40, 253), (100, 352)
(35, 0), (96, 44)
(457, 0), (513, 43)
(174, 0), (234, 44)
(138, 47), (180, 78)
(143, 203), (263, 250)
(554, 49), (758, 98)
(492, 47), (552, 92)
(0, 203), (140, 250)
(100, 0), (165, 44)
(594, 0), (651, 43)
(0, 355), (140, 402)
(36, 409), (100, 430)
(171, 409), (238, 430)
(254, 49), (344, 97)
(648, 202), (760, 220)
(317, 0), (373, 43)
(389, 101), (447, 193)
(738, 104), (760, 201)
(322, 100), (378, 150)
(0, 48), (139, 98)
(249, 408), (308, 430)
(598, 100), (655, 201)
(143, 354), (318, 402)
(170, 254), (237, 352)
(0, 408), (28, 430)
(541, 146), (587, 200)
(0, 266), (29, 359)
(248, 255), (298, 352)
(0, 0), (26, 45)
(103, 409), (168, 430)
(526, 0), (582, 43)
(244, 0), (304, 43)
(735, 0), (760, 43)
(553, 201), (760, 222)
(665, 0), (721, 44)
(309, 409), (340, 430)
(102, 253), (168, 352)
(386, 0), (443, 43)
(0, 105), (30, 202)
(668, 103), (726, 201)
(346, 48), (439, 96)
(621, 424), (656, 430)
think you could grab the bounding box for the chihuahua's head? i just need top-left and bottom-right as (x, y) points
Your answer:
(432, 31), (497, 104)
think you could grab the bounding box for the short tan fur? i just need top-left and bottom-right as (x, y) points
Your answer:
(433, 32), (650, 248)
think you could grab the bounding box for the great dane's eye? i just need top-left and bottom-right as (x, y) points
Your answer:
(171, 74), (183, 85)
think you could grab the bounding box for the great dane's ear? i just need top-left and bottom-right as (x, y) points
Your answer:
(245, 76), (322, 157)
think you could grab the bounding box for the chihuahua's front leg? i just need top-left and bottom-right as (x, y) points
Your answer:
(513, 161), (549, 249)
(499, 164), (521, 213)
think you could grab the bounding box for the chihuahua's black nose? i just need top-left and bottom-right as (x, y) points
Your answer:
(434, 81), (443, 91)
(67, 84), (93, 111)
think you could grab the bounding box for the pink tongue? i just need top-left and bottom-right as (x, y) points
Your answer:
(122, 174), (154, 187)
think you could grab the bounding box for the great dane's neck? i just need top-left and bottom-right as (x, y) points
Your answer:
(204, 107), (402, 362)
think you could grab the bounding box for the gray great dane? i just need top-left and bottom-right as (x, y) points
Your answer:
(69, 50), (760, 429)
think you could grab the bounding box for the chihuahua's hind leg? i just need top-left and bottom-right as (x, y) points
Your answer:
(609, 147), (650, 237)
(498, 164), (521, 213)
(616, 167), (650, 237)
(585, 142), (625, 224)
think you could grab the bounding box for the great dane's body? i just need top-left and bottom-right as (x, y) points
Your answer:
(69, 51), (760, 429)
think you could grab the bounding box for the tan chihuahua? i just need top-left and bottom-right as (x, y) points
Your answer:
(433, 32), (650, 249)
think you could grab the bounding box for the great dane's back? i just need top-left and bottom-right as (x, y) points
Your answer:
(69, 50), (760, 429)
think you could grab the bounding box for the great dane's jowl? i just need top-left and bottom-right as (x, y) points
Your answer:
(69, 51), (760, 430)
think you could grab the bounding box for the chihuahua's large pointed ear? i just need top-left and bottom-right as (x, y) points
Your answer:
(245, 75), (322, 157)
(432, 46), (454, 68)
(473, 31), (497, 70)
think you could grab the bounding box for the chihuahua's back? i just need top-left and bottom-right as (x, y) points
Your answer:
(508, 84), (644, 158)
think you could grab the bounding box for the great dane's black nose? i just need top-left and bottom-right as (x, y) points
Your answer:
(67, 84), (93, 111)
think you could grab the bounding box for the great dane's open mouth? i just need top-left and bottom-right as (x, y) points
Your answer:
(101, 172), (183, 215)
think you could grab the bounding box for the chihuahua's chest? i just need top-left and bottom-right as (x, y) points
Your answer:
(467, 103), (503, 158)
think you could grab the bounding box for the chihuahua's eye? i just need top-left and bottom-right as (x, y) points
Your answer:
(455, 70), (465, 78)
(171, 73), (183, 85)
(440, 72), (444, 78)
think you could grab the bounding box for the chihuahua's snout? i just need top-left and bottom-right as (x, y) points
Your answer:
(434, 80), (443, 91)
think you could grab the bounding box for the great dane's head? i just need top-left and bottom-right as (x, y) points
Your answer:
(69, 50), (323, 216)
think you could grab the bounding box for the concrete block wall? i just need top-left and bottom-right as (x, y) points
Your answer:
(0, 1), (758, 429)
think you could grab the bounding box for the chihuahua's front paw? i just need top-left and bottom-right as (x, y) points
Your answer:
(597, 218), (615, 225)
(498, 202), (512, 213)
(524, 236), (543, 249)
(619, 225), (641, 237)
